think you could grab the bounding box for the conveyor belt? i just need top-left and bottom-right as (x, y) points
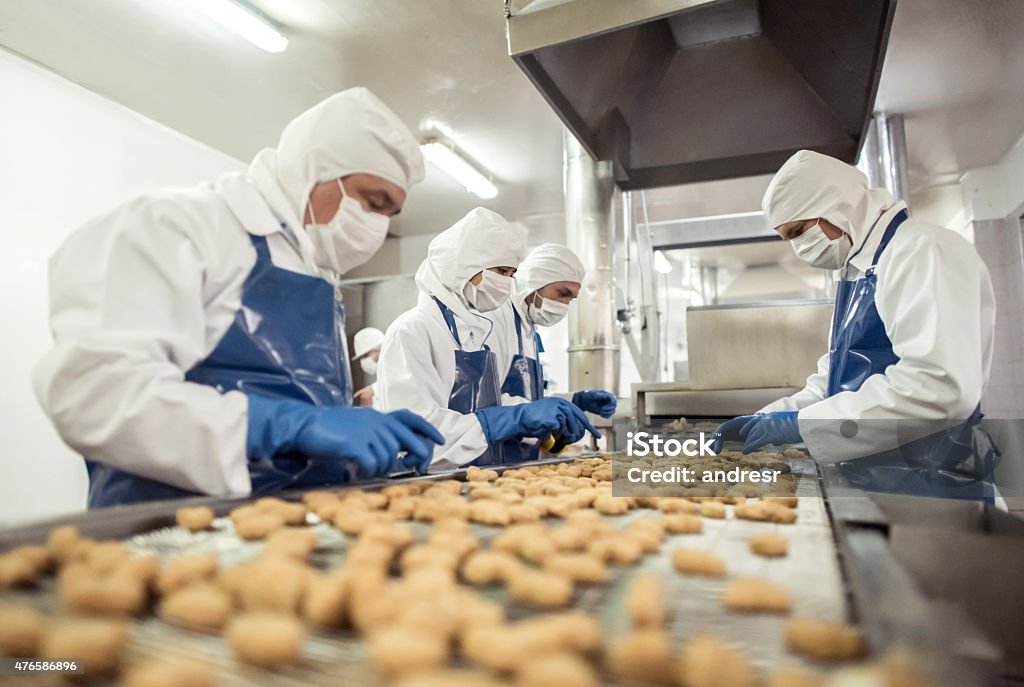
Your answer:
(1, 453), (867, 686)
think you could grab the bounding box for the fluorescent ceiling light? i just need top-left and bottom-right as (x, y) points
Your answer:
(182, 0), (288, 53)
(654, 250), (673, 274)
(421, 139), (498, 199)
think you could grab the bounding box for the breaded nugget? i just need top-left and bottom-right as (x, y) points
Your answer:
(121, 659), (216, 687)
(237, 558), (312, 614)
(723, 578), (791, 614)
(226, 612), (305, 668)
(766, 666), (824, 687)
(517, 652), (597, 687)
(607, 630), (677, 686)
(507, 569), (574, 608)
(234, 512), (286, 541)
(0, 554), (35, 587)
(627, 574), (667, 628)
(302, 570), (351, 627)
(700, 501), (727, 519)
(662, 513), (703, 534)
(672, 548), (726, 578)
(784, 617), (866, 661)
(593, 494), (630, 515)
(156, 553), (218, 594)
(41, 618), (130, 678)
(175, 506), (215, 532)
(657, 499), (700, 514)
(749, 533), (789, 558)
(401, 545), (460, 574)
(58, 565), (148, 616)
(392, 669), (505, 687)
(588, 536), (643, 566)
(0, 605), (45, 657)
(466, 467), (500, 482)
(47, 524), (81, 563)
(681, 634), (756, 687)
(542, 553), (608, 584)
(368, 626), (448, 677)
(159, 583), (232, 632)
(462, 551), (522, 585)
(262, 527), (318, 561)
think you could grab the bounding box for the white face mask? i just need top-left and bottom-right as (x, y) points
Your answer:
(463, 270), (514, 312)
(527, 294), (570, 326)
(359, 357), (378, 376)
(305, 180), (390, 274)
(789, 222), (852, 269)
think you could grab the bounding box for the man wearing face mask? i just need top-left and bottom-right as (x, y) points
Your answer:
(33, 88), (444, 508)
(489, 243), (618, 461)
(711, 150), (996, 498)
(352, 327), (384, 408)
(377, 209), (601, 468)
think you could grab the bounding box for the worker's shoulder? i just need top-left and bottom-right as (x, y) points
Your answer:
(887, 217), (982, 264)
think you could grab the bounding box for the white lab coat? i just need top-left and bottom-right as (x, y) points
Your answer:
(377, 291), (497, 469)
(376, 207), (526, 469)
(759, 204), (996, 462)
(32, 173), (332, 497)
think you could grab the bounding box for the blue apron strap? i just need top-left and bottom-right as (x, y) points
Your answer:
(869, 209), (909, 267)
(511, 305), (526, 356)
(535, 333), (544, 354)
(433, 296), (462, 348)
(248, 233), (273, 261)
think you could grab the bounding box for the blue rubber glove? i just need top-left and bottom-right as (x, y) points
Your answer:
(741, 411), (801, 453)
(571, 390), (618, 418)
(247, 395), (445, 477)
(709, 415), (759, 453)
(476, 397), (601, 444)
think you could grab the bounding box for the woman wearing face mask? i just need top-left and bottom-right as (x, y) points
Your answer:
(712, 150), (996, 500)
(351, 327), (384, 407)
(489, 243), (618, 461)
(377, 209), (600, 469)
(33, 88), (444, 508)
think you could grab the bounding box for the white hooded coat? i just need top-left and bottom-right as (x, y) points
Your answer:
(489, 243), (586, 403)
(759, 151), (996, 463)
(376, 208), (527, 468)
(33, 88), (423, 497)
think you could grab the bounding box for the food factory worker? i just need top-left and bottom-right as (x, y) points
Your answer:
(712, 150), (996, 498)
(33, 88), (444, 508)
(351, 327), (385, 407)
(377, 208), (600, 468)
(489, 243), (617, 461)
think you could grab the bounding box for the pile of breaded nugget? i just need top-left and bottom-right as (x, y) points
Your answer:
(0, 455), (913, 687)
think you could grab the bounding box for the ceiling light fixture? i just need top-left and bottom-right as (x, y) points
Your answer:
(421, 138), (498, 199)
(182, 0), (288, 53)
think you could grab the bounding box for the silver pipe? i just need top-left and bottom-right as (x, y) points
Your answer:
(859, 113), (909, 203)
(636, 190), (662, 381)
(621, 190), (633, 334)
(564, 129), (620, 396)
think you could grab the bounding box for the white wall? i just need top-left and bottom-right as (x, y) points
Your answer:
(0, 49), (245, 526)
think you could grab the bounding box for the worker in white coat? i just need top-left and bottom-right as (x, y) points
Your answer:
(352, 327), (384, 407)
(33, 88), (443, 508)
(489, 243), (617, 461)
(712, 150), (997, 499)
(377, 208), (600, 469)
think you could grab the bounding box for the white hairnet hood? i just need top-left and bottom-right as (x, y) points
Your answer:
(513, 243), (585, 309)
(248, 87), (425, 232)
(352, 327), (385, 359)
(762, 150), (897, 247)
(415, 208), (526, 319)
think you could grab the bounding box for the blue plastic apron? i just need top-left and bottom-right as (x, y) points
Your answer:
(86, 232), (354, 508)
(499, 304), (545, 462)
(828, 209), (997, 499)
(434, 297), (504, 466)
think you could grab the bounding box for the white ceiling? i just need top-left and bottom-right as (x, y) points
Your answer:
(2, 0), (1023, 243)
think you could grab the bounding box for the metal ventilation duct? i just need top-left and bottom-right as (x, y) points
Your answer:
(506, 0), (897, 189)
